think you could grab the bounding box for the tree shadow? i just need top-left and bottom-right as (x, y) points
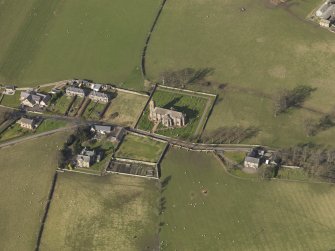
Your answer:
(161, 175), (172, 192)
(187, 67), (215, 84)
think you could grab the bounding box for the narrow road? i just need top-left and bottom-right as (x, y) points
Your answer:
(128, 128), (276, 152)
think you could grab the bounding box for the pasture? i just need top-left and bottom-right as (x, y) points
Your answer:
(41, 172), (160, 251)
(0, 0), (161, 90)
(0, 132), (69, 250)
(103, 91), (148, 127)
(160, 148), (335, 250)
(146, 0), (335, 147)
(115, 133), (166, 163)
(137, 87), (212, 139)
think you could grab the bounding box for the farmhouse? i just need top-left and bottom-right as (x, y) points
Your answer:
(90, 124), (125, 142)
(76, 148), (100, 168)
(20, 91), (50, 108)
(66, 87), (86, 97)
(17, 117), (37, 130)
(149, 100), (186, 127)
(89, 91), (110, 103)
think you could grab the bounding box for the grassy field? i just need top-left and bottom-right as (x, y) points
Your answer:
(115, 134), (166, 162)
(160, 148), (335, 250)
(0, 0), (161, 89)
(103, 91), (148, 127)
(0, 132), (69, 250)
(146, 0), (335, 147)
(137, 88), (211, 139)
(41, 172), (159, 250)
(0, 107), (10, 125)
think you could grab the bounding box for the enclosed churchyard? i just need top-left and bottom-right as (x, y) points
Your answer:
(137, 86), (215, 140)
(115, 133), (167, 163)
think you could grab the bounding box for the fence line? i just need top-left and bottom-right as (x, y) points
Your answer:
(158, 84), (217, 97)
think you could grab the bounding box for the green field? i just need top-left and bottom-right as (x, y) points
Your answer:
(160, 148), (335, 250)
(103, 91), (148, 127)
(137, 88), (211, 139)
(41, 172), (159, 250)
(115, 134), (166, 162)
(0, 132), (69, 250)
(0, 107), (10, 125)
(146, 0), (335, 147)
(0, 0), (161, 89)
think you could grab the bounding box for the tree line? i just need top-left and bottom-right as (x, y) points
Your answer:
(275, 144), (335, 182)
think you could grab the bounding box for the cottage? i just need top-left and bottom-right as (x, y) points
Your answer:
(149, 100), (186, 127)
(17, 117), (37, 130)
(88, 91), (109, 103)
(66, 87), (86, 97)
(77, 148), (96, 168)
(244, 156), (260, 169)
(20, 91), (50, 108)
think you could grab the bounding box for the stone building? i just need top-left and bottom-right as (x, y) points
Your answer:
(20, 91), (50, 108)
(149, 100), (186, 127)
(66, 87), (86, 97)
(17, 117), (37, 130)
(88, 91), (109, 103)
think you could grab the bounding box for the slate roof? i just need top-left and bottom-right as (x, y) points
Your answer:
(244, 156), (260, 164)
(153, 107), (184, 119)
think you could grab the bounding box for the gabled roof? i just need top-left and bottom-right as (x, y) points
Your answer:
(89, 91), (109, 98)
(93, 125), (112, 133)
(153, 107), (184, 119)
(245, 156), (260, 164)
(66, 87), (85, 94)
(18, 117), (35, 126)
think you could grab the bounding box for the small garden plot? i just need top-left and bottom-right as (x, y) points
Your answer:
(35, 119), (68, 134)
(49, 94), (73, 115)
(115, 134), (166, 163)
(137, 87), (212, 139)
(107, 160), (157, 178)
(82, 102), (107, 121)
(0, 92), (21, 108)
(67, 96), (84, 117)
(103, 91), (148, 126)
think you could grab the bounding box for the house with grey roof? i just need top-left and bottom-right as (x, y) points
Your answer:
(20, 91), (50, 108)
(3, 85), (15, 95)
(77, 148), (97, 168)
(88, 91), (110, 103)
(66, 87), (86, 97)
(91, 125), (112, 135)
(149, 100), (186, 127)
